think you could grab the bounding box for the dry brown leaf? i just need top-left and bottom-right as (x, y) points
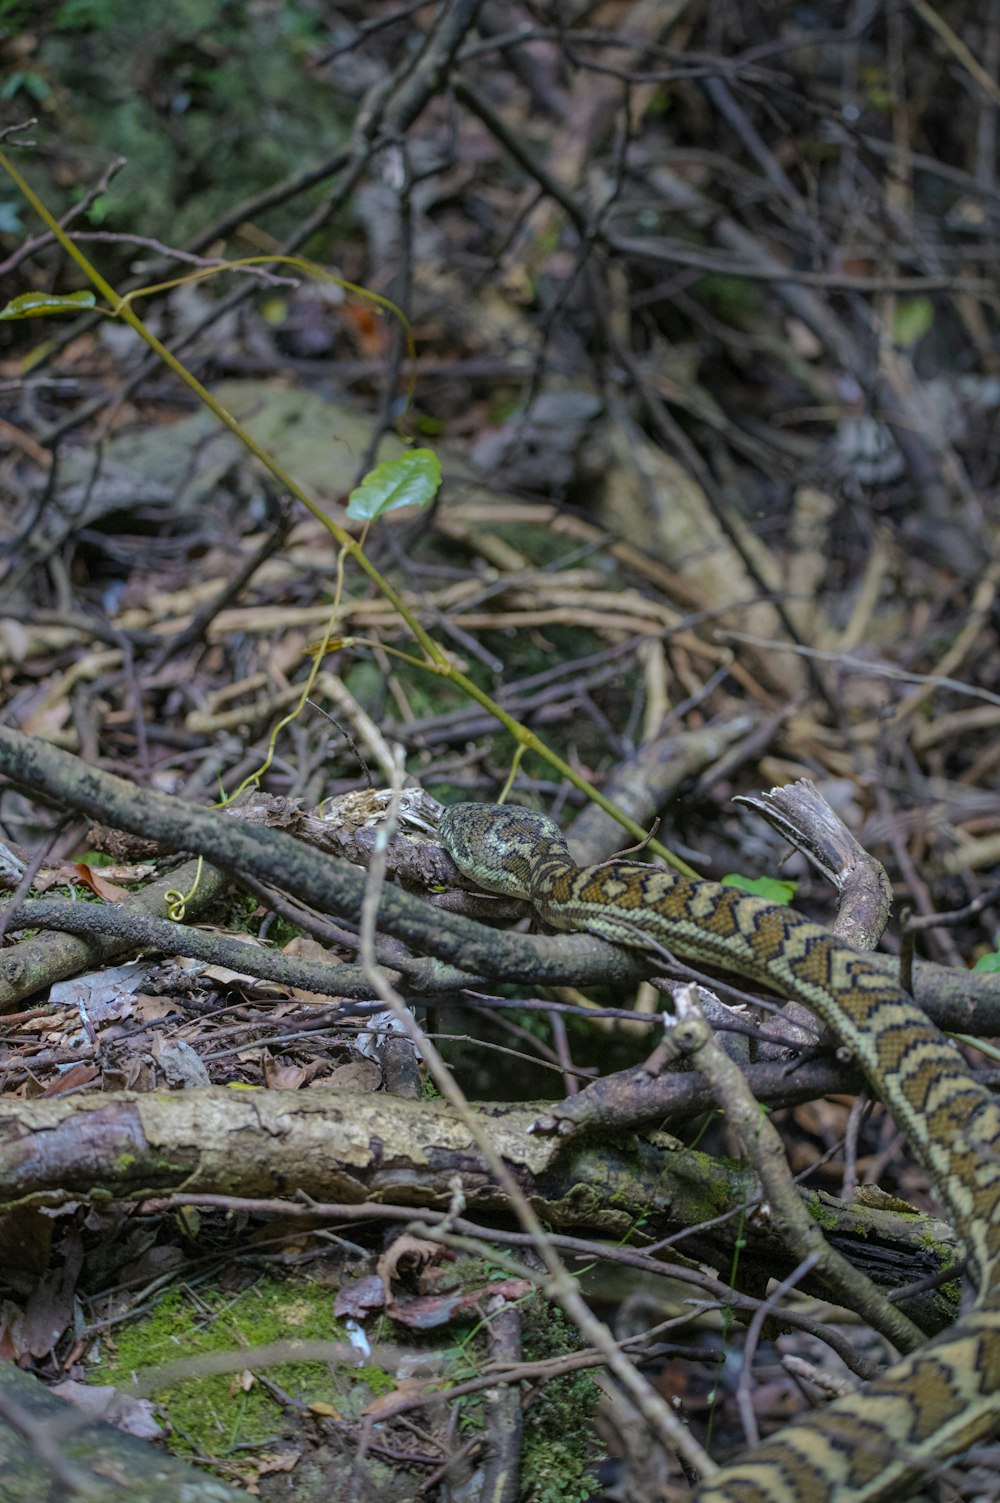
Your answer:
(72, 862), (132, 902)
(334, 1274), (386, 1320)
(362, 1377), (427, 1418)
(377, 1234), (445, 1292)
(256, 1450), (301, 1474)
(38, 1062), (100, 1098)
(50, 1380), (164, 1440)
(262, 1057), (310, 1091)
(317, 1060), (381, 1093)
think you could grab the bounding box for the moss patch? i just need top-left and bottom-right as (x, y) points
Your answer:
(91, 1277), (366, 1456)
(520, 1303), (601, 1503)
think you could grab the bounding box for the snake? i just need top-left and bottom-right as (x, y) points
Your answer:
(436, 802), (1000, 1503)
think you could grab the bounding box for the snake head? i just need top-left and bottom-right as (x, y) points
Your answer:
(437, 802), (569, 901)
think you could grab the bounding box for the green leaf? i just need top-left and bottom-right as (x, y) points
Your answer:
(86, 194), (122, 226)
(346, 448), (442, 521)
(972, 950), (1000, 974)
(721, 873), (797, 905)
(0, 290), (97, 320)
(892, 296), (934, 347)
(1, 70), (51, 103)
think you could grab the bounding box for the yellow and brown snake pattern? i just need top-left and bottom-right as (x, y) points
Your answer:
(437, 802), (1000, 1503)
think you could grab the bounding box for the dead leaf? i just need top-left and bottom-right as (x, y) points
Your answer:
(262, 1057), (310, 1090)
(385, 1291), (468, 1329)
(0, 1207), (54, 1294)
(333, 1275), (386, 1320)
(134, 995), (183, 1023)
(38, 1063), (100, 1098)
(362, 1376), (427, 1418)
(151, 1038), (211, 1089)
(49, 963), (158, 1029)
(283, 936), (337, 962)
(377, 1235), (445, 1291)
(72, 863), (132, 902)
(0, 617), (30, 663)
(22, 1228), (84, 1358)
(51, 1380), (164, 1440)
(0, 1299), (27, 1360)
(387, 1279), (532, 1331)
(256, 1450), (301, 1474)
(318, 1059), (381, 1092)
(22, 697), (71, 738)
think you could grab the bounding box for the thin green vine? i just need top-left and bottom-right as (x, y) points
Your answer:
(2, 151), (697, 875)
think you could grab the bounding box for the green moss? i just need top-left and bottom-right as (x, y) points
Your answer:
(218, 890), (262, 932)
(92, 1278), (364, 1456)
(523, 1435), (599, 1503)
(916, 1230), (960, 1301)
(260, 915), (303, 949)
(21, 0), (346, 251)
(199, 887), (299, 946)
(806, 1190), (839, 1231)
(519, 1304), (601, 1502)
(692, 271), (761, 327)
(917, 1231), (953, 1254)
(351, 1363), (396, 1397)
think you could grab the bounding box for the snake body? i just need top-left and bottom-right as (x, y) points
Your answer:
(437, 802), (1000, 1502)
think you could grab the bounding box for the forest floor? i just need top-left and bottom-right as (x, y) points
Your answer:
(1, 3), (999, 1499)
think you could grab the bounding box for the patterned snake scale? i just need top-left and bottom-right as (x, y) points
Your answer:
(437, 803), (1000, 1503)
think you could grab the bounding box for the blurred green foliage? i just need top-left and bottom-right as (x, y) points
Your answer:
(0, 0), (349, 249)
